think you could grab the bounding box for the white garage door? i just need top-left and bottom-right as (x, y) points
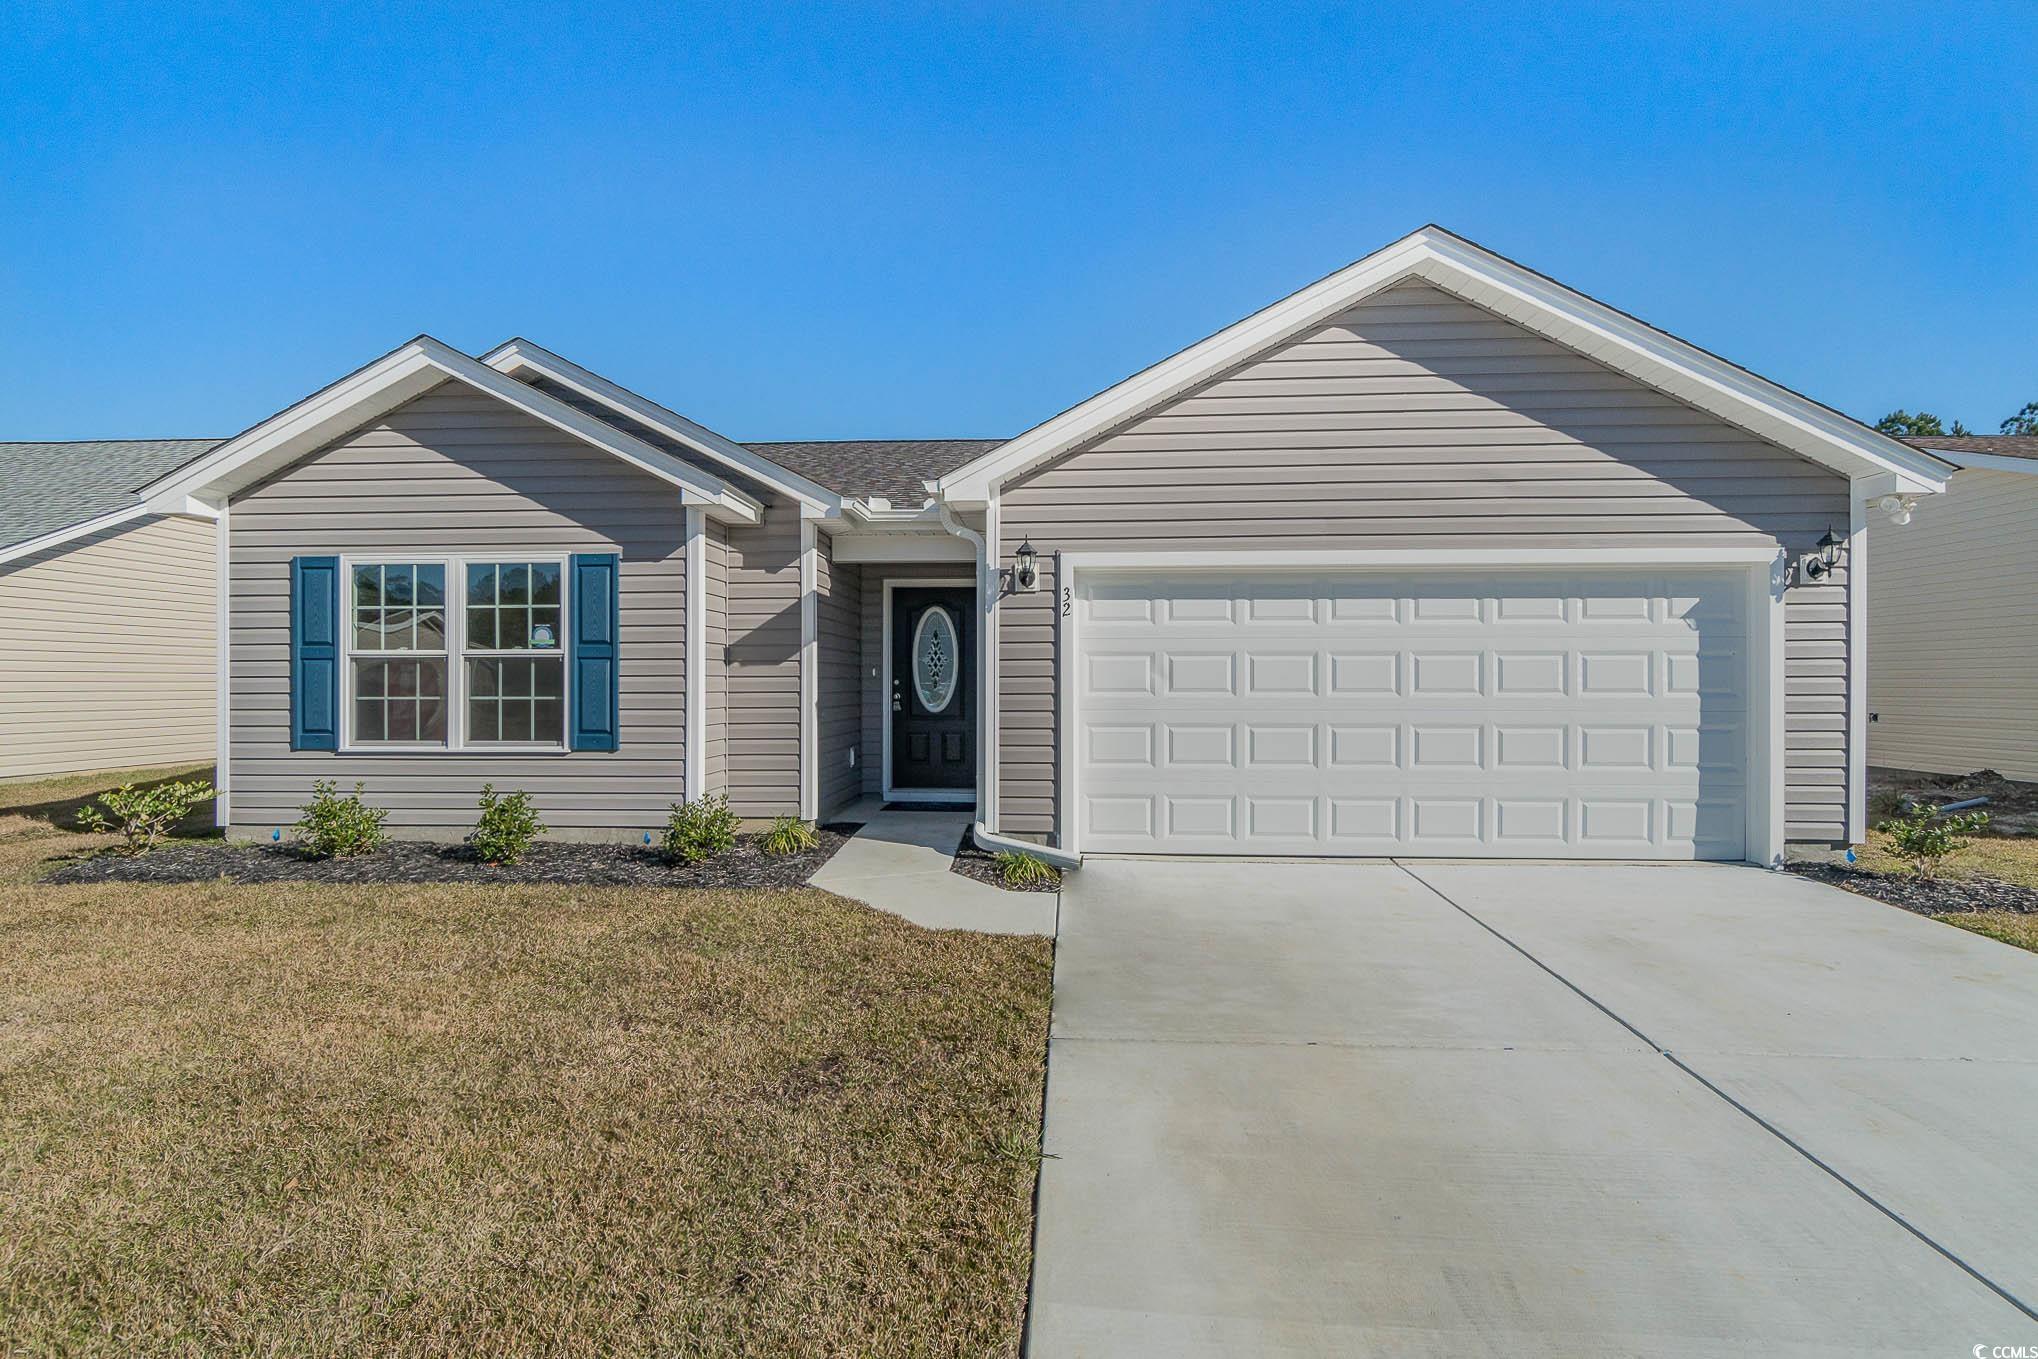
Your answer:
(1075, 570), (1750, 860)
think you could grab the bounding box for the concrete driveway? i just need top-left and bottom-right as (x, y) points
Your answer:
(1028, 860), (2038, 1356)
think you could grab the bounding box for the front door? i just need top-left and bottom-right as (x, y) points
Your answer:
(890, 587), (975, 793)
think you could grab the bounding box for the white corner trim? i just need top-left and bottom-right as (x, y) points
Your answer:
(214, 499), (231, 830)
(685, 507), (707, 804)
(1749, 557), (1788, 867)
(982, 493), (1001, 830)
(138, 335), (760, 525)
(936, 225), (1950, 502)
(1847, 494), (1867, 843)
(0, 500), (153, 566)
(799, 519), (818, 821)
(481, 338), (840, 512)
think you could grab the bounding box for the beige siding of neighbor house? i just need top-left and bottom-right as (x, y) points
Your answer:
(1869, 467), (2038, 781)
(0, 513), (217, 780)
(860, 563), (976, 797)
(701, 523), (730, 796)
(228, 380), (687, 834)
(995, 279), (1855, 845)
(814, 531), (863, 816)
(723, 506), (803, 818)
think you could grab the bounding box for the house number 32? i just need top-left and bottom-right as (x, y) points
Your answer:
(1061, 586), (1072, 617)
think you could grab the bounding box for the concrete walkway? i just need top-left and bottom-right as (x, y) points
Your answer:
(807, 799), (1057, 936)
(1028, 859), (2038, 1356)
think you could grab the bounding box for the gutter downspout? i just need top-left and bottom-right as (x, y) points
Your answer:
(933, 499), (1080, 870)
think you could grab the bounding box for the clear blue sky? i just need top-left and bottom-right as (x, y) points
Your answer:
(2, 2), (2032, 443)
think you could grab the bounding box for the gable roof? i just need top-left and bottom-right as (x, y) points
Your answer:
(480, 339), (841, 511)
(0, 438), (222, 562)
(935, 224), (1953, 505)
(139, 335), (762, 524)
(743, 439), (1002, 505)
(1901, 434), (2038, 473)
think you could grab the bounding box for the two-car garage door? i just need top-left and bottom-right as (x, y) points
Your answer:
(1075, 570), (1751, 860)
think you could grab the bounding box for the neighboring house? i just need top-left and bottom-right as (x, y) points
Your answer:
(134, 226), (1950, 863)
(1870, 436), (2038, 781)
(0, 439), (222, 780)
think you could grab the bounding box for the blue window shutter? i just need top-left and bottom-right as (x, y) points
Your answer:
(570, 552), (620, 752)
(290, 555), (341, 751)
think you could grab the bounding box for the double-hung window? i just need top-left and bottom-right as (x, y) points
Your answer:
(344, 557), (568, 750)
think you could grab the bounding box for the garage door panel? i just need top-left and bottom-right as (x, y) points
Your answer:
(1076, 570), (1750, 860)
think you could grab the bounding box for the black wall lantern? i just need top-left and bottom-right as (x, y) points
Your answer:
(1802, 527), (1842, 580)
(1013, 537), (1040, 592)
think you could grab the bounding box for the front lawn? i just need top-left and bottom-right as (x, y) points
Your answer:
(0, 771), (1054, 1357)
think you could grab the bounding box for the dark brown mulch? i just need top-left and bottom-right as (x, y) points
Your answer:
(948, 830), (1060, 894)
(1784, 860), (2038, 917)
(43, 825), (862, 889)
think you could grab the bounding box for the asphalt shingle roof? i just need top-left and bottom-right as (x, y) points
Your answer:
(0, 439), (222, 553)
(1899, 434), (2038, 462)
(741, 439), (1003, 505)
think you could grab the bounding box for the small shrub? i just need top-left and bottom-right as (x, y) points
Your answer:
(295, 780), (389, 859)
(76, 777), (216, 854)
(995, 850), (1059, 890)
(760, 815), (820, 857)
(662, 794), (738, 864)
(1878, 804), (1990, 878)
(468, 784), (545, 865)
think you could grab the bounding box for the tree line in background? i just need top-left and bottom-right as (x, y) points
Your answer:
(1875, 401), (2038, 438)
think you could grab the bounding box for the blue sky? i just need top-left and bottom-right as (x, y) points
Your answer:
(2, 2), (2032, 443)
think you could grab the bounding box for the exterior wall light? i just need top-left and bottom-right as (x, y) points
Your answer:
(1802, 527), (1842, 581)
(1013, 537), (1040, 592)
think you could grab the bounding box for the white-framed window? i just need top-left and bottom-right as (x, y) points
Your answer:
(342, 555), (570, 752)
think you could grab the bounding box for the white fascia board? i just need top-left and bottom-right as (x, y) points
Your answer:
(140, 335), (759, 523)
(936, 225), (1952, 502)
(1929, 449), (2038, 476)
(0, 501), (153, 566)
(481, 338), (839, 512)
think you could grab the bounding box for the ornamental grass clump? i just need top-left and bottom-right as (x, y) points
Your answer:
(994, 850), (1059, 890)
(759, 815), (820, 857)
(662, 795), (738, 864)
(294, 780), (389, 859)
(75, 777), (216, 855)
(468, 784), (546, 865)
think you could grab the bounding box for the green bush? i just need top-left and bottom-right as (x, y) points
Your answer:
(1878, 804), (1990, 878)
(662, 794), (738, 864)
(468, 784), (545, 865)
(294, 780), (390, 859)
(994, 850), (1059, 890)
(759, 815), (820, 857)
(76, 777), (216, 855)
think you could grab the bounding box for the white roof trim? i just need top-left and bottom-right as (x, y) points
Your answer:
(1926, 448), (2038, 476)
(480, 338), (838, 511)
(0, 500), (154, 567)
(935, 225), (1951, 503)
(140, 336), (762, 524)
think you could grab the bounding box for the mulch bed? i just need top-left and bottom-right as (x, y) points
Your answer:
(1784, 860), (2038, 917)
(948, 830), (1060, 894)
(43, 824), (861, 889)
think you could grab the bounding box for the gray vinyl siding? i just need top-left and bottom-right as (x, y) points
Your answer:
(228, 380), (686, 834)
(1869, 468), (2038, 781)
(723, 505), (802, 818)
(0, 513), (217, 780)
(701, 523), (730, 795)
(814, 532), (863, 816)
(860, 563), (976, 796)
(996, 279), (1854, 845)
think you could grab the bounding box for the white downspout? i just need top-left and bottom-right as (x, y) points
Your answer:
(935, 498), (1080, 871)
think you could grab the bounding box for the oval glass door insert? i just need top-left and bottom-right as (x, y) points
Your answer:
(912, 606), (959, 714)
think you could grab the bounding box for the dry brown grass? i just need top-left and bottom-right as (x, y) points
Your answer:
(0, 770), (1053, 1357)
(1938, 911), (2038, 954)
